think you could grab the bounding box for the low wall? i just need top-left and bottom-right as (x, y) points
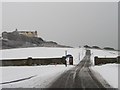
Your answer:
(1, 57), (66, 66)
(94, 56), (120, 65)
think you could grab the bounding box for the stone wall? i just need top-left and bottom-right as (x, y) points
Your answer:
(1, 57), (66, 66)
(94, 56), (120, 65)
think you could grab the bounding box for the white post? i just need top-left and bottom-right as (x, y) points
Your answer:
(79, 53), (80, 60)
(65, 50), (67, 56)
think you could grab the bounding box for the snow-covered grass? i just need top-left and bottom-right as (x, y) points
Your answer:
(0, 47), (86, 88)
(1, 65), (74, 88)
(1, 47), (86, 65)
(1, 47), (118, 88)
(91, 64), (118, 88)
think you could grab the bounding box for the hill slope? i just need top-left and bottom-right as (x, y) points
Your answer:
(1, 31), (72, 49)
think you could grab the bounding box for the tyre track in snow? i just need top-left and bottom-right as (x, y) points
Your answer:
(0, 75), (36, 85)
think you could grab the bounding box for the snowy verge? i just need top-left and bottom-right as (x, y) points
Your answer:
(1, 65), (74, 88)
(91, 64), (118, 88)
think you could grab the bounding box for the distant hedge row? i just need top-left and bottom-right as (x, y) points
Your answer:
(83, 45), (116, 51)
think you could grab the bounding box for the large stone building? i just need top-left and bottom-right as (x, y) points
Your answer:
(18, 31), (38, 37)
(2, 29), (38, 39)
(15, 29), (38, 37)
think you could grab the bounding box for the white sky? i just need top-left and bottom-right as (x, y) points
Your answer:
(1, 0), (120, 2)
(1, 1), (119, 49)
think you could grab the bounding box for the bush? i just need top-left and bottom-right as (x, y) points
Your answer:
(84, 45), (91, 48)
(92, 46), (101, 49)
(103, 47), (115, 50)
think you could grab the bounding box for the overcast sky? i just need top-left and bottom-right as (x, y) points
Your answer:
(2, 2), (118, 49)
